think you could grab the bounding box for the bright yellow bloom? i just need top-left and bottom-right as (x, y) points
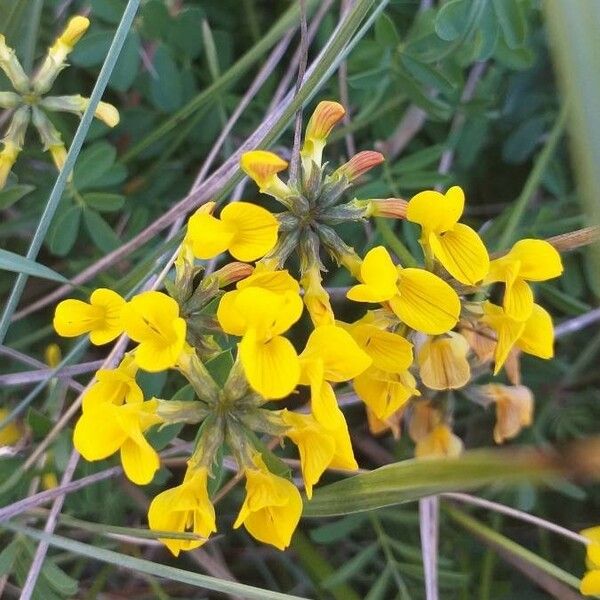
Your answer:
(282, 409), (354, 499)
(347, 246), (461, 335)
(348, 317), (418, 420)
(479, 384), (534, 444)
(415, 424), (463, 458)
(82, 354), (142, 412)
(187, 201), (278, 262)
(240, 150), (291, 199)
(0, 142), (19, 189)
(73, 398), (161, 484)
(301, 266), (334, 327)
(417, 332), (471, 391)
(218, 285), (303, 399)
(122, 291), (187, 372)
(53, 288), (125, 345)
(0, 408), (21, 446)
(482, 301), (554, 374)
(148, 466), (216, 556)
(407, 186), (489, 285)
(580, 527), (600, 595)
(484, 239), (563, 321)
(301, 100), (345, 168)
(234, 454), (302, 550)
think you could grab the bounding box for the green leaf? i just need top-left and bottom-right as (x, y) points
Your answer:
(0, 249), (68, 283)
(169, 8), (205, 58)
(150, 44), (183, 112)
(0, 183), (35, 209)
(205, 350), (234, 387)
(109, 31), (140, 92)
(27, 407), (54, 439)
(492, 0), (527, 49)
(435, 0), (470, 42)
(398, 53), (458, 96)
(91, 0), (125, 24)
(392, 144), (446, 173)
(48, 205), (82, 256)
(322, 544), (378, 589)
(73, 142), (117, 190)
(83, 192), (126, 212)
(0, 539), (20, 576)
(4, 524), (307, 600)
(303, 450), (559, 517)
(83, 209), (121, 253)
(71, 30), (113, 67)
(374, 13), (400, 47)
(41, 558), (79, 596)
(140, 0), (170, 39)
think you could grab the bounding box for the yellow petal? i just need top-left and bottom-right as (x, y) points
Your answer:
(187, 208), (234, 259)
(350, 324), (413, 373)
(216, 290), (247, 336)
(88, 288), (126, 345)
(239, 330), (300, 399)
(393, 268), (460, 334)
(504, 239), (563, 281)
(53, 299), (101, 338)
(73, 405), (126, 460)
(582, 527), (600, 546)
(237, 267), (300, 294)
(581, 570), (600, 595)
(428, 223), (490, 285)
(220, 202), (279, 261)
(240, 150), (288, 192)
(504, 276), (534, 322)
(304, 101), (345, 142)
(483, 384), (534, 444)
(418, 333), (471, 390)
(120, 431), (160, 485)
(415, 424), (463, 458)
(407, 186), (464, 233)
(482, 302), (525, 374)
(349, 246), (399, 303)
(517, 303), (554, 359)
(0, 408), (22, 446)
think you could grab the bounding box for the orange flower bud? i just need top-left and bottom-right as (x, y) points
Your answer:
(334, 151), (384, 182)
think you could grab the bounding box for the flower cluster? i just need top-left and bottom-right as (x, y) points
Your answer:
(0, 16), (119, 188)
(54, 100), (563, 554)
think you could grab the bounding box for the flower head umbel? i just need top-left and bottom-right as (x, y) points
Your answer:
(0, 16), (119, 188)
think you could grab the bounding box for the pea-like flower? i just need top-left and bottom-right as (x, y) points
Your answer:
(301, 100), (346, 169)
(407, 186), (490, 285)
(53, 288), (125, 345)
(187, 201), (278, 262)
(122, 291), (187, 372)
(417, 332), (471, 391)
(240, 150), (291, 198)
(148, 466), (216, 556)
(479, 384), (534, 444)
(347, 246), (461, 335)
(484, 239), (563, 321)
(234, 454), (302, 550)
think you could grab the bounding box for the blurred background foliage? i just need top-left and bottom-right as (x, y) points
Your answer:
(1, 0), (599, 598)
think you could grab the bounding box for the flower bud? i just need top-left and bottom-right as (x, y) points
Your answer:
(332, 150), (384, 182)
(156, 399), (209, 425)
(213, 262), (255, 288)
(240, 150), (291, 201)
(0, 35), (29, 93)
(301, 266), (334, 327)
(0, 91), (21, 109)
(366, 198), (409, 219)
(301, 100), (345, 169)
(42, 95), (120, 127)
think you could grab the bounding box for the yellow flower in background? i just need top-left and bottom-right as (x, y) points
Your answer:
(234, 454), (302, 550)
(0, 408), (21, 446)
(187, 201), (278, 262)
(417, 332), (471, 391)
(122, 291), (187, 372)
(148, 466), (216, 556)
(82, 354), (142, 412)
(301, 100), (345, 168)
(347, 246), (461, 334)
(73, 398), (161, 485)
(484, 239), (563, 321)
(348, 318), (418, 420)
(218, 285), (303, 399)
(407, 186), (489, 285)
(53, 288), (125, 345)
(479, 384), (534, 444)
(415, 424), (463, 459)
(580, 527), (600, 595)
(240, 150), (290, 199)
(482, 301), (554, 374)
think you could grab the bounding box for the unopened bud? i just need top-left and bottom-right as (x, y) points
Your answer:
(42, 95), (120, 128)
(49, 144), (67, 172)
(333, 151), (384, 182)
(0, 143), (20, 189)
(214, 262), (254, 288)
(301, 100), (345, 169)
(0, 91), (21, 109)
(44, 343), (62, 368)
(176, 345), (219, 404)
(0, 35), (29, 93)
(156, 399), (209, 425)
(240, 150), (291, 200)
(301, 266), (334, 327)
(367, 198), (408, 219)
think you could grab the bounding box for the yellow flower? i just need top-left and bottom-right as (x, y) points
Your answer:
(478, 384), (534, 444)
(0, 408), (21, 446)
(301, 100), (345, 168)
(415, 424), (463, 459)
(240, 150), (291, 199)
(234, 454), (302, 550)
(218, 285), (303, 399)
(53, 288), (125, 345)
(366, 406), (404, 440)
(148, 466), (216, 556)
(482, 301), (554, 374)
(301, 266), (334, 327)
(82, 354), (142, 412)
(0, 142), (19, 189)
(417, 332), (471, 391)
(73, 398), (161, 484)
(484, 239), (563, 320)
(122, 291), (187, 373)
(406, 186), (489, 285)
(347, 246), (461, 335)
(348, 317), (418, 420)
(580, 527), (600, 595)
(282, 409), (356, 499)
(44, 343), (62, 367)
(187, 201), (278, 262)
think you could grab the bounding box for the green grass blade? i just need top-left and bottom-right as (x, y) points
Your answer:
(0, 249), (69, 283)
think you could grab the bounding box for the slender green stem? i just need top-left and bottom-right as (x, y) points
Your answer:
(0, 0), (142, 345)
(22, 0), (43, 73)
(495, 102), (569, 251)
